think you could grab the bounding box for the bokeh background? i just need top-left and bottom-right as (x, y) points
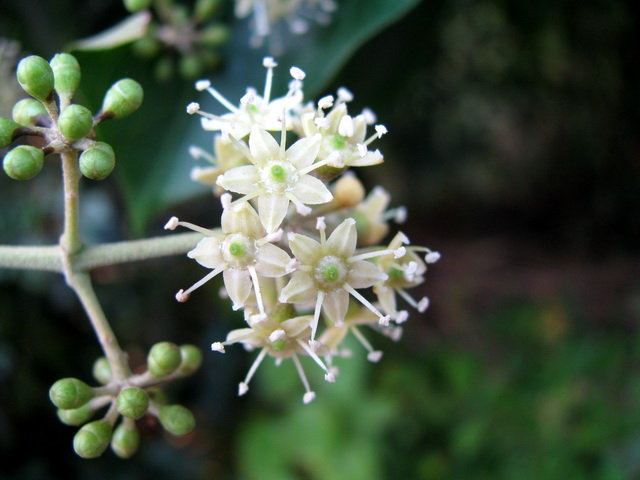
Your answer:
(1, 0), (639, 478)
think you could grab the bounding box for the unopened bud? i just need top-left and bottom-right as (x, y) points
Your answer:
(333, 173), (365, 207)
(116, 387), (149, 420)
(92, 356), (112, 385)
(73, 420), (112, 459)
(57, 404), (95, 426)
(58, 104), (93, 141)
(101, 78), (143, 119)
(159, 404), (195, 436)
(3, 145), (44, 180)
(49, 377), (93, 410)
(199, 25), (229, 46)
(177, 344), (202, 375)
(147, 341), (181, 377)
(50, 53), (81, 96)
(111, 421), (140, 459)
(16, 55), (54, 101)
(123, 0), (151, 12)
(12, 99), (47, 127)
(79, 142), (115, 180)
(0, 117), (22, 148)
(194, 0), (222, 21)
(179, 53), (203, 79)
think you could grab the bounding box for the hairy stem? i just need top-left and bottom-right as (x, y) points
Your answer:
(69, 273), (130, 381)
(0, 245), (62, 271)
(60, 149), (82, 256)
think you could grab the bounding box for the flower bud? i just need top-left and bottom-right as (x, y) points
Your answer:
(92, 356), (112, 385)
(158, 404), (195, 436)
(73, 420), (112, 459)
(12, 99), (48, 127)
(16, 55), (54, 101)
(132, 35), (160, 58)
(0, 117), (22, 148)
(333, 174), (365, 208)
(116, 387), (149, 420)
(194, 0), (222, 21)
(147, 342), (181, 377)
(50, 53), (81, 96)
(79, 142), (115, 180)
(177, 344), (202, 375)
(3, 145), (44, 180)
(49, 377), (93, 410)
(111, 421), (140, 459)
(179, 53), (202, 79)
(57, 404), (95, 426)
(124, 0), (151, 12)
(58, 104), (93, 141)
(199, 25), (228, 46)
(101, 78), (143, 119)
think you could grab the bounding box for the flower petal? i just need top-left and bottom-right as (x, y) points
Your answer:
(291, 175), (333, 205)
(223, 268), (252, 309)
(327, 218), (357, 258)
(258, 193), (289, 233)
(373, 285), (397, 316)
(221, 201), (264, 238)
(286, 134), (321, 170)
(249, 126), (279, 166)
(217, 165), (260, 195)
(281, 315), (312, 338)
(226, 327), (260, 345)
(279, 271), (317, 304)
(350, 149), (383, 167)
(288, 233), (321, 265)
(256, 243), (292, 277)
(187, 237), (223, 269)
(318, 324), (348, 350)
(347, 260), (386, 289)
(323, 289), (349, 325)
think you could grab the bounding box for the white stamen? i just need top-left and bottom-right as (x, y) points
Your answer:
(314, 117), (330, 129)
(211, 342), (225, 353)
(394, 247), (406, 259)
(303, 391), (316, 404)
(325, 151), (344, 168)
(316, 216), (326, 231)
(362, 108), (376, 124)
(180, 267), (224, 300)
(262, 57), (277, 68)
(378, 316), (391, 327)
(295, 203), (312, 215)
(290, 66), (306, 80)
(390, 327), (403, 341)
(318, 95), (334, 109)
(164, 216), (179, 230)
(248, 266), (266, 315)
(324, 373), (336, 383)
(262, 229), (283, 243)
(186, 102), (200, 114)
(175, 289), (189, 302)
(310, 291), (325, 342)
(291, 19), (309, 34)
(417, 297), (429, 312)
(356, 143), (368, 157)
(395, 310), (409, 323)
(337, 87), (353, 102)
(195, 80), (211, 91)
(292, 353), (315, 403)
(345, 284), (389, 323)
(240, 90), (256, 106)
(269, 329), (286, 343)
(309, 340), (322, 351)
(375, 125), (388, 137)
(340, 348), (352, 358)
(221, 193), (232, 209)
(395, 207), (408, 224)
(248, 313), (268, 326)
(367, 351), (383, 363)
(238, 382), (249, 396)
(240, 348), (268, 394)
(426, 251), (441, 263)
(338, 115), (354, 137)
(188, 145), (202, 159)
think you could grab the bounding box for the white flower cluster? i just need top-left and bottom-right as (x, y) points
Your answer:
(170, 58), (440, 403)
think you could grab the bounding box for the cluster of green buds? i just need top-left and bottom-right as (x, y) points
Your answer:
(126, 0), (229, 80)
(0, 53), (143, 181)
(50, 342), (201, 459)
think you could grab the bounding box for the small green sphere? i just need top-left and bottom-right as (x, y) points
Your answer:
(92, 356), (112, 385)
(179, 53), (202, 80)
(49, 377), (93, 410)
(159, 405), (195, 436)
(58, 104), (93, 141)
(111, 422), (140, 459)
(73, 420), (112, 459)
(132, 35), (160, 58)
(124, 0), (151, 12)
(116, 387), (149, 420)
(177, 344), (202, 375)
(16, 55), (54, 101)
(50, 53), (81, 95)
(101, 78), (143, 119)
(199, 25), (229, 47)
(12, 99), (48, 127)
(195, 0), (222, 22)
(3, 145), (44, 181)
(57, 404), (95, 426)
(148, 342), (181, 377)
(0, 117), (22, 148)
(79, 142), (115, 180)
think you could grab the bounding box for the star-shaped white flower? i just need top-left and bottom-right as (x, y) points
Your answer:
(217, 125), (333, 232)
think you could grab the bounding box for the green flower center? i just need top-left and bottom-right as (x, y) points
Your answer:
(261, 160), (298, 193)
(271, 339), (288, 352)
(314, 255), (348, 290)
(329, 134), (347, 150)
(248, 104), (260, 114)
(222, 233), (256, 267)
(270, 164), (286, 183)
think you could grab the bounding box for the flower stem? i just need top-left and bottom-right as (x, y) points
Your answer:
(0, 245), (62, 271)
(60, 149), (82, 256)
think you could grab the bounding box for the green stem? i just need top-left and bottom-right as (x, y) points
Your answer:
(69, 273), (130, 381)
(0, 245), (62, 271)
(60, 149), (82, 256)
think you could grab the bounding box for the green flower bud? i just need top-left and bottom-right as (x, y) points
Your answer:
(49, 377), (93, 410)
(195, 0), (222, 22)
(177, 344), (202, 375)
(132, 36), (160, 58)
(159, 405), (195, 436)
(73, 420), (112, 459)
(92, 356), (112, 385)
(154, 57), (174, 82)
(12, 99), (48, 127)
(50, 53), (81, 96)
(16, 55), (54, 101)
(57, 404), (95, 426)
(147, 387), (168, 405)
(199, 25), (228, 47)
(111, 421), (140, 459)
(58, 104), (93, 141)
(148, 342), (181, 377)
(116, 387), (149, 420)
(101, 78), (143, 119)
(179, 54), (202, 79)
(0, 117), (22, 148)
(3, 145), (44, 180)
(79, 142), (115, 180)
(124, 0), (151, 12)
